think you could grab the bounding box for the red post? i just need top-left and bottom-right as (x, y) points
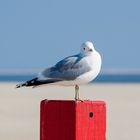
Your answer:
(40, 100), (106, 140)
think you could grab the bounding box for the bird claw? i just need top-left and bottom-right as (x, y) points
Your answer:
(74, 98), (84, 102)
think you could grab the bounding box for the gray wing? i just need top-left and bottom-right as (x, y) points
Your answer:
(41, 54), (91, 80)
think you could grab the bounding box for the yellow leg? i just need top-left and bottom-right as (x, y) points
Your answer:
(75, 85), (79, 100)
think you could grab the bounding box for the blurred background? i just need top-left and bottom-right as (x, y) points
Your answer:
(0, 0), (140, 82)
(0, 1), (140, 140)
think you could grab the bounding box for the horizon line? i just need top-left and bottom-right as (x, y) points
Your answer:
(0, 68), (140, 75)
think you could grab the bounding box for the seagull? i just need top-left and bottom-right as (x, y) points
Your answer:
(16, 41), (102, 100)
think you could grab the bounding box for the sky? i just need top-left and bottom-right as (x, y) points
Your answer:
(0, 0), (140, 72)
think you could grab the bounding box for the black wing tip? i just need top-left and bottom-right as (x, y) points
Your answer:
(16, 78), (62, 88)
(16, 84), (21, 88)
(16, 83), (26, 88)
(16, 78), (38, 88)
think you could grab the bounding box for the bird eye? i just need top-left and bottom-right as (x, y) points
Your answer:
(83, 48), (85, 50)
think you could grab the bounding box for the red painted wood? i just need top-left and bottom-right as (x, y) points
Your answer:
(40, 100), (106, 140)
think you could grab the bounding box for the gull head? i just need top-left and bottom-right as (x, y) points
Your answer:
(80, 41), (95, 55)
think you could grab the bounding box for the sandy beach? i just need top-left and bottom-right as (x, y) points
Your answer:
(0, 82), (140, 140)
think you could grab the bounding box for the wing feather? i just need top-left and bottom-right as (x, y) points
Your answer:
(41, 54), (91, 80)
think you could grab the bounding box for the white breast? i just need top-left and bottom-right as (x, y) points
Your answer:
(76, 51), (101, 83)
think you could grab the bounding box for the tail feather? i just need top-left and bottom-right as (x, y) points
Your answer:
(16, 78), (62, 88)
